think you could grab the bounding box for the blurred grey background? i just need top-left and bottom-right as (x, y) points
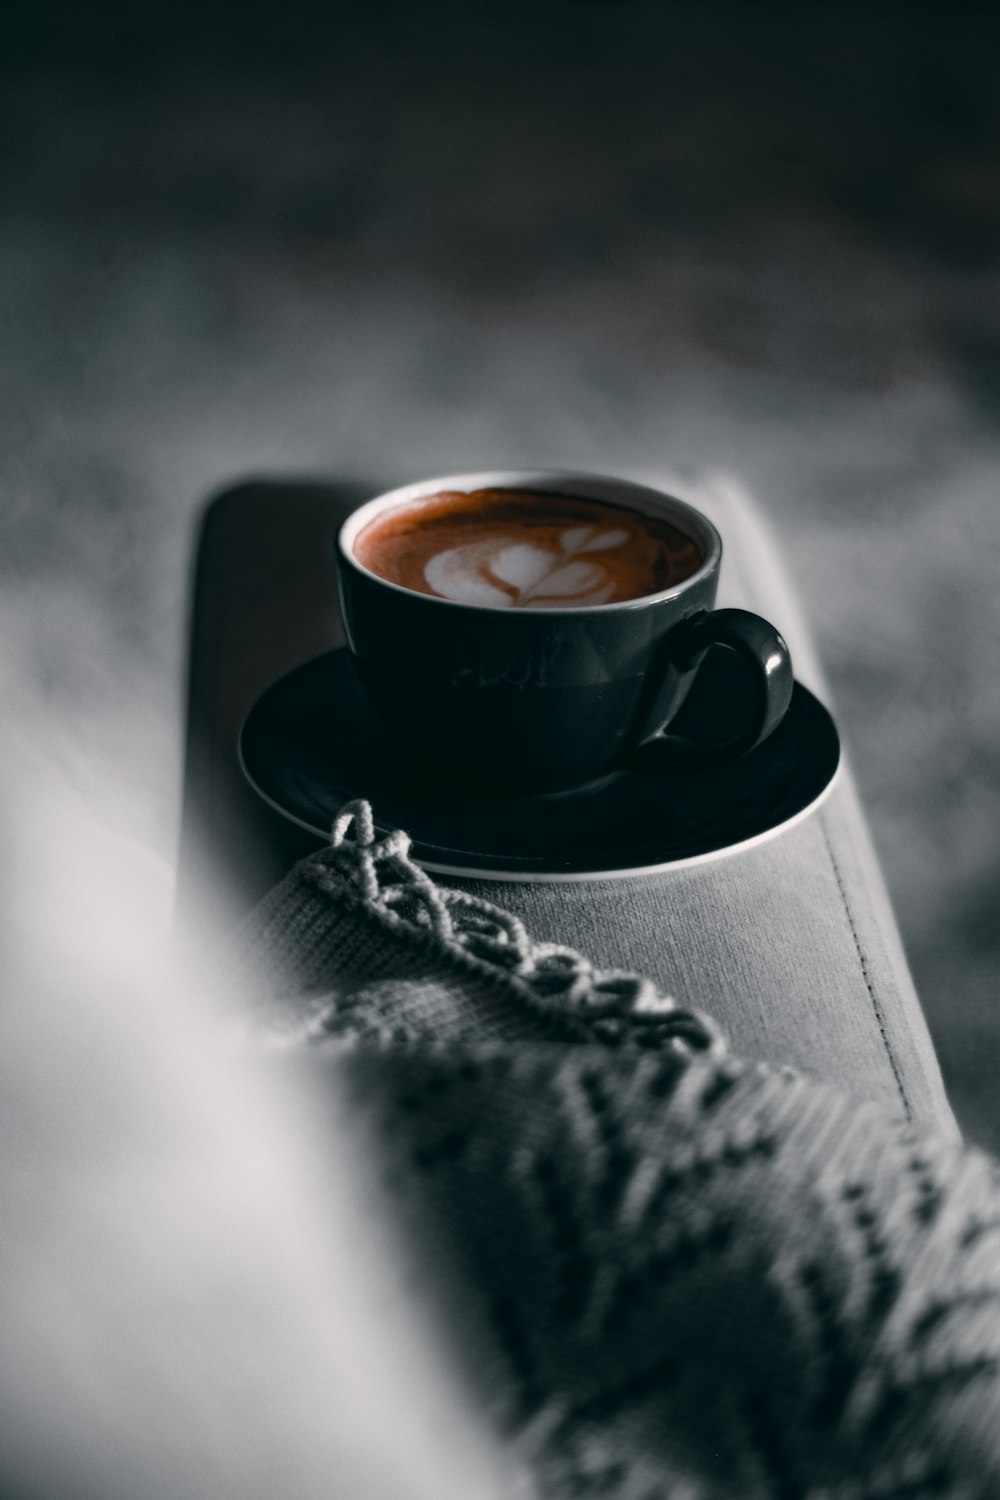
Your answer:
(2, 3), (998, 1142)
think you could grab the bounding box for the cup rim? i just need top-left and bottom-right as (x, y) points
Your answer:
(336, 469), (722, 615)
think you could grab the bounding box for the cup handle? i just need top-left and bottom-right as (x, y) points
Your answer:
(625, 608), (794, 773)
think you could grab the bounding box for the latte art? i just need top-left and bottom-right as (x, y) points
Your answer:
(354, 488), (703, 608)
(424, 525), (634, 607)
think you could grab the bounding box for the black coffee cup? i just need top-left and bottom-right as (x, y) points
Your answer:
(335, 470), (793, 795)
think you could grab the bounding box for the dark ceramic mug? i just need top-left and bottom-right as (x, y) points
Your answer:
(335, 470), (794, 795)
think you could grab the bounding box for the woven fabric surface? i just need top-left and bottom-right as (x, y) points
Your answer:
(226, 802), (1000, 1499)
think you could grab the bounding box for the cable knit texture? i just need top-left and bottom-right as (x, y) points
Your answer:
(228, 802), (1000, 1500)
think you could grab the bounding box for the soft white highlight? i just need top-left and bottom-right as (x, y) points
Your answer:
(0, 665), (520, 1500)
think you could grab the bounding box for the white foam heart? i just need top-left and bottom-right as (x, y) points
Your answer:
(424, 548), (513, 607)
(423, 535), (621, 607)
(488, 543), (555, 592)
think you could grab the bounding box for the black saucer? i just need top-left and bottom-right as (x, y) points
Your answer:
(239, 649), (840, 880)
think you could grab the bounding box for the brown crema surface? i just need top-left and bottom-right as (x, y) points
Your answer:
(353, 488), (703, 607)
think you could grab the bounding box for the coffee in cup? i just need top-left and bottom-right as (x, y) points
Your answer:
(353, 487), (704, 609)
(336, 471), (793, 795)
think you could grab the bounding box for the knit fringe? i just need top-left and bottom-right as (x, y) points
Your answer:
(299, 800), (726, 1060)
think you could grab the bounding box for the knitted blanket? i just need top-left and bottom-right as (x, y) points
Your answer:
(229, 802), (1000, 1500)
